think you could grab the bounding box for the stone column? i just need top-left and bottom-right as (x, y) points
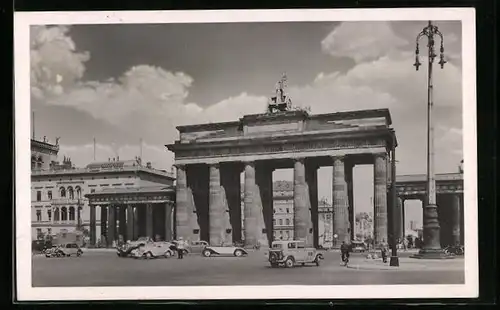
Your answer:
(175, 164), (191, 240)
(89, 205), (96, 246)
(396, 197), (404, 240)
(146, 203), (154, 239)
(345, 162), (355, 241)
(294, 158), (311, 244)
(332, 156), (349, 246)
(401, 198), (406, 239)
(209, 163), (224, 246)
(126, 204), (134, 242)
(373, 153), (388, 246)
(107, 205), (115, 246)
(133, 206), (139, 240)
(243, 161), (260, 248)
(165, 202), (173, 242)
(450, 194), (461, 245)
(306, 164), (319, 248)
(100, 206), (107, 240)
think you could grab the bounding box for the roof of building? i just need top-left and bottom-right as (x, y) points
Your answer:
(273, 180), (293, 192)
(85, 159), (140, 170)
(396, 173), (463, 183)
(85, 185), (175, 196)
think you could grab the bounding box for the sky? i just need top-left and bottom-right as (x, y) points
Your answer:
(30, 20), (463, 229)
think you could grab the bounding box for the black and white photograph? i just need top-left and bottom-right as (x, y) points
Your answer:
(15, 8), (478, 300)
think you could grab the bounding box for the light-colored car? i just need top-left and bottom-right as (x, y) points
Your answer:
(117, 237), (154, 257)
(202, 244), (248, 257)
(133, 242), (175, 259)
(50, 243), (83, 257)
(267, 240), (323, 268)
(350, 241), (367, 253)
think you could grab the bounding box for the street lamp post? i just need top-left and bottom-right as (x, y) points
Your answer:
(412, 21), (449, 259)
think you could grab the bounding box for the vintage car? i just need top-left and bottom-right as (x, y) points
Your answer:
(267, 240), (323, 268)
(189, 240), (209, 254)
(117, 237), (154, 257)
(202, 244), (248, 257)
(133, 242), (176, 259)
(350, 240), (367, 253)
(44, 245), (61, 258)
(47, 243), (83, 258)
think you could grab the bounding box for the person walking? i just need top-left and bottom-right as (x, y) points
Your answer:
(380, 239), (389, 263)
(340, 241), (350, 266)
(177, 237), (185, 259)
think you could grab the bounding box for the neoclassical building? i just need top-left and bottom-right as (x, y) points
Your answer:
(31, 138), (175, 244)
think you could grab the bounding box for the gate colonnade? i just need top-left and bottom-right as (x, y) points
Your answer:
(168, 109), (398, 249)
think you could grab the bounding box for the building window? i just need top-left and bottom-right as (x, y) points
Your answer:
(47, 209), (52, 221)
(68, 187), (74, 199)
(37, 163), (42, 169)
(47, 228), (52, 235)
(286, 208), (289, 213)
(47, 191), (52, 200)
(285, 218), (290, 226)
(61, 207), (67, 221)
(91, 189), (95, 193)
(54, 208), (60, 221)
(69, 207), (75, 221)
(59, 187), (66, 198)
(279, 219), (283, 225)
(36, 191), (41, 201)
(76, 186), (82, 199)
(273, 219), (276, 225)
(36, 210), (42, 221)
(36, 228), (42, 238)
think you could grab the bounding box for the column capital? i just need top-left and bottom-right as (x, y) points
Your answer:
(209, 163), (220, 169)
(243, 161), (255, 167)
(294, 157), (305, 163)
(331, 155), (346, 162)
(373, 152), (388, 159)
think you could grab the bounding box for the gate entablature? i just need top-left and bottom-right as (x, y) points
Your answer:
(167, 109), (397, 166)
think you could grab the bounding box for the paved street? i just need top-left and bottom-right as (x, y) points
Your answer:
(32, 250), (464, 287)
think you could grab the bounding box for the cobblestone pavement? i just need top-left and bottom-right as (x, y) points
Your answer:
(32, 250), (464, 287)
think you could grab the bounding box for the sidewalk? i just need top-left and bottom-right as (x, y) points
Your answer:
(346, 257), (464, 271)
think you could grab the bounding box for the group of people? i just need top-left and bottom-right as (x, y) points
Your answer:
(339, 240), (391, 266)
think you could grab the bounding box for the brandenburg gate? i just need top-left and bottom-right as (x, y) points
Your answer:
(166, 106), (398, 248)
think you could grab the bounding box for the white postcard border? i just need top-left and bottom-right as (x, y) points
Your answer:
(15, 8), (478, 301)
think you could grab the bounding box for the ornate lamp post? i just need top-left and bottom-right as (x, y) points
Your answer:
(389, 133), (399, 266)
(412, 21), (449, 259)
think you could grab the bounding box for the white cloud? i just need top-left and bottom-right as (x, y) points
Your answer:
(32, 23), (463, 179)
(321, 21), (409, 63)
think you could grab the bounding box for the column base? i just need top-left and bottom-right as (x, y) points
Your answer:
(410, 248), (456, 259)
(389, 256), (400, 266)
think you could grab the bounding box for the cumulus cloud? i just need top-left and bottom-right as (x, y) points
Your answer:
(321, 22), (409, 63)
(31, 22), (463, 179)
(31, 25), (90, 98)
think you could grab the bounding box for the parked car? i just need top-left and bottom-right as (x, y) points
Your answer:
(350, 240), (367, 253)
(49, 243), (83, 257)
(267, 240), (323, 268)
(444, 245), (464, 256)
(117, 237), (154, 257)
(133, 242), (176, 259)
(189, 240), (209, 254)
(202, 244), (248, 257)
(44, 245), (60, 258)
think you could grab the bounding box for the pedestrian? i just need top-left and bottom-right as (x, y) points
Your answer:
(177, 237), (185, 259)
(340, 241), (350, 266)
(380, 239), (388, 263)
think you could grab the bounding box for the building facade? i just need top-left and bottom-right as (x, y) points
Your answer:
(354, 212), (373, 242)
(272, 180), (294, 241)
(31, 138), (175, 242)
(317, 198), (333, 248)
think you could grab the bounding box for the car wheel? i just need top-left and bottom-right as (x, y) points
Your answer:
(234, 249), (243, 257)
(144, 252), (153, 259)
(164, 251), (172, 258)
(77, 251), (82, 257)
(284, 257), (294, 268)
(270, 263), (279, 268)
(202, 249), (211, 257)
(301, 262), (305, 266)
